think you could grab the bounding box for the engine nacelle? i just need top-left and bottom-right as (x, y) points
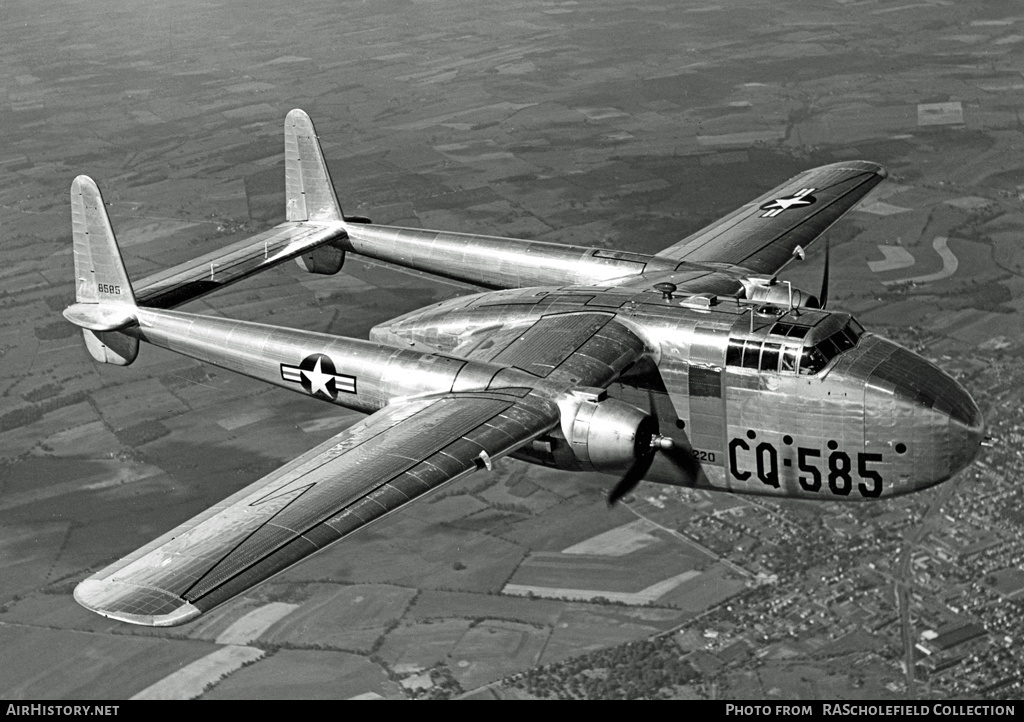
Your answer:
(565, 392), (656, 471)
(740, 275), (820, 309)
(512, 389), (656, 473)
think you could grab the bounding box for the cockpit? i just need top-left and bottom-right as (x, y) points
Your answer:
(726, 313), (865, 375)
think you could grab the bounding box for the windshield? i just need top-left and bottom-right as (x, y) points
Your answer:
(798, 318), (864, 374)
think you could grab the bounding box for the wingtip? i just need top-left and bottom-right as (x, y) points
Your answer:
(859, 160), (888, 179)
(71, 174), (99, 195)
(74, 578), (201, 627)
(286, 108), (312, 126)
(844, 160), (888, 179)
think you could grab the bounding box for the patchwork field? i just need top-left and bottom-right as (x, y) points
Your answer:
(2, 0), (1022, 702)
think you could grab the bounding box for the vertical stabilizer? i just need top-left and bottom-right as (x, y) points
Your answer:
(67, 175), (139, 365)
(284, 109), (343, 222)
(71, 175), (137, 306)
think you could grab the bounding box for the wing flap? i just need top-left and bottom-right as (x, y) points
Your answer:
(654, 160), (886, 274)
(75, 394), (557, 626)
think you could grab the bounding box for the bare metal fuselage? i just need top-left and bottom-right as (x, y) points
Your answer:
(125, 276), (982, 501)
(369, 284), (983, 500)
(81, 167), (984, 506)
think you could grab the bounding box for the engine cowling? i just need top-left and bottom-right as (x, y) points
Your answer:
(564, 393), (656, 471)
(511, 391), (667, 473)
(506, 389), (658, 473)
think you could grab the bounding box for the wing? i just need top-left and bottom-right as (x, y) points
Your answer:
(654, 160), (886, 275)
(132, 220), (346, 309)
(452, 312), (649, 386)
(75, 393), (557, 626)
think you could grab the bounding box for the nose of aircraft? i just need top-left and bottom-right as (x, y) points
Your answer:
(944, 381), (985, 475)
(864, 343), (985, 491)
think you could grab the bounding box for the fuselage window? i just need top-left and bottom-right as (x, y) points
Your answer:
(726, 338), (744, 367)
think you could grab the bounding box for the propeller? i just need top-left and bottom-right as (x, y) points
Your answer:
(607, 431), (675, 507)
(817, 236), (831, 310)
(607, 454), (652, 506)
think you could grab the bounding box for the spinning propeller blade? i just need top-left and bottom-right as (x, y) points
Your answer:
(606, 433), (674, 506)
(818, 237), (830, 310)
(607, 457), (650, 506)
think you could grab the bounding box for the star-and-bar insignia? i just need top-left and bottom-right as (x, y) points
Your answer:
(280, 353), (356, 400)
(759, 188), (817, 218)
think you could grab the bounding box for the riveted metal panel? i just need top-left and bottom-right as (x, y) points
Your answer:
(685, 323), (730, 457)
(341, 223), (668, 289)
(490, 313), (611, 377)
(688, 367), (722, 398)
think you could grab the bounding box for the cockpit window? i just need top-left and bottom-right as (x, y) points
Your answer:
(760, 343), (781, 371)
(797, 320), (864, 375)
(728, 319), (864, 375)
(727, 339), (764, 369)
(741, 341), (761, 369)
(728, 338), (796, 373)
(799, 347), (829, 375)
(770, 322), (811, 339)
(781, 346), (799, 373)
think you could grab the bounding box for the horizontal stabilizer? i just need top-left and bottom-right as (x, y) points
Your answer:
(127, 109), (347, 309)
(63, 302), (137, 331)
(132, 220), (346, 309)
